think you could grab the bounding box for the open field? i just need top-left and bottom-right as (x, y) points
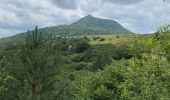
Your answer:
(87, 34), (136, 45)
(73, 34), (152, 45)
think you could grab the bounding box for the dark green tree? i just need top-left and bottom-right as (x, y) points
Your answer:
(91, 54), (112, 71)
(8, 26), (61, 100)
(72, 41), (91, 53)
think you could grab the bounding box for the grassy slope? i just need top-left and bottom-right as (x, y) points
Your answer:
(88, 34), (136, 45)
(0, 34), (153, 49)
(73, 34), (153, 46)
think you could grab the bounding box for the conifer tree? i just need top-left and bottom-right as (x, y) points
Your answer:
(10, 26), (61, 100)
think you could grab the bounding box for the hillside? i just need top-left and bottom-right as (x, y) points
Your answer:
(39, 15), (132, 35)
(35, 15), (132, 36)
(72, 15), (132, 34)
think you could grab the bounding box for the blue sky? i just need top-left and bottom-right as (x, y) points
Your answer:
(0, 0), (170, 38)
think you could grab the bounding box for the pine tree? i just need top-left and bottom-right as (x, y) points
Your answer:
(10, 26), (61, 99)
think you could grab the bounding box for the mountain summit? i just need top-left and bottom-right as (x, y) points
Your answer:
(71, 15), (132, 34)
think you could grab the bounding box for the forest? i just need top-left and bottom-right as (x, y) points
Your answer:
(0, 24), (170, 100)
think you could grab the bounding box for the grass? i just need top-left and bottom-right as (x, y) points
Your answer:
(89, 34), (135, 45)
(74, 34), (137, 45)
(0, 34), (153, 48)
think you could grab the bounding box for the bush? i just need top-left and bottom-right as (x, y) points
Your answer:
(91, 54), (112, 71)
(99, 38), (105, 41)
(116, 36), (120, 38)
(72, 42), (91, 53)
(93, 36), (100, 41)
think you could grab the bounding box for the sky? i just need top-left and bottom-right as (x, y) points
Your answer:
(0, 0), (170, 38)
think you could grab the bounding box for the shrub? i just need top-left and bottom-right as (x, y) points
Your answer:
(99, 38), (105, 41)
(93, 36), (100, 41)
(116, 36), (120, 38)
(72, 42), (91, 53)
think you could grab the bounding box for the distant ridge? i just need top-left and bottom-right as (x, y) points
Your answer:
(2, 15), (133, 40)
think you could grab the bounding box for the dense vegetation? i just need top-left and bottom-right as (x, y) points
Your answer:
(0, 25), (170, 99)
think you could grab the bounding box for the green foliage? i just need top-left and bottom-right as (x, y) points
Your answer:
(72, 26), (170, 99)
(89, 62), (126, 100)
(91, 54), (112, 71)
(99, 38), (105, 41)
(70, 37), (91, 53)
(92, 36), (100, 41)
(84, 44), (131, 61)
(128, 35), (153, 58)
(72, 42), (91, 53)
(4, 27), (61, 99)
(116, 36), (120, 38)
(0, 25), (170, 99)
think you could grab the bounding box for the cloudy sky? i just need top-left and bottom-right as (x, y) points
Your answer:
(0, 0), (170, 38)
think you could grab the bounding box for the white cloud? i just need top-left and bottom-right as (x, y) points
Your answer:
(0, 0), (170, 38)
(51, 0), (79, 9)
(104, 0), (145, 5)
(0, 28), (23, 38)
